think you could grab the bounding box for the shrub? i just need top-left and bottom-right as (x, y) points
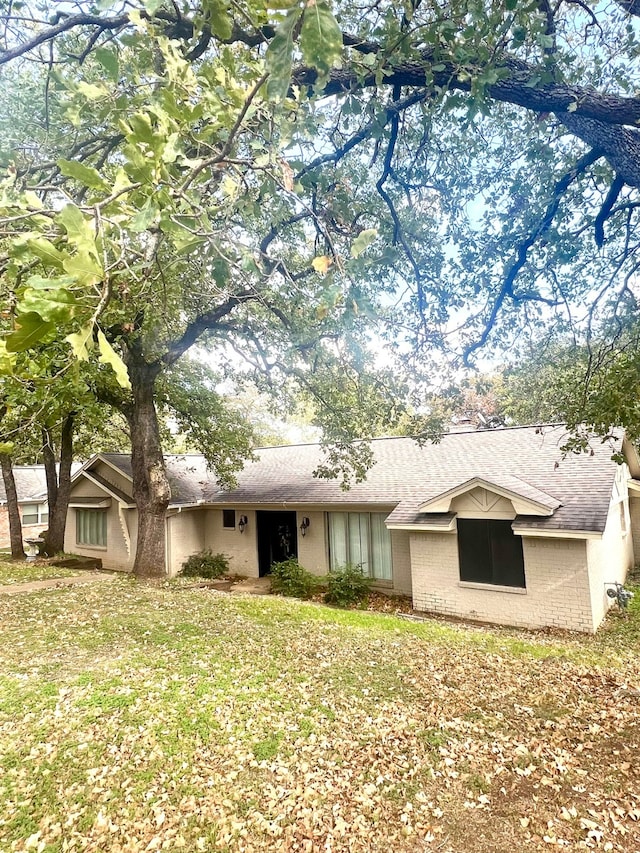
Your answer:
(324, 563), (372, 607)
(180, 550), (229, 579)
(270, 558), (316, 599)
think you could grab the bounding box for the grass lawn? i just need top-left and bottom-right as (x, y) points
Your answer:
(0, 554), (80, 586)
(0, 578), (639, 852)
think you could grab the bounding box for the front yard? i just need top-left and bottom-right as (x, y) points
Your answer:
(0, 576), (639, 852)
(0, 554), (81, 586)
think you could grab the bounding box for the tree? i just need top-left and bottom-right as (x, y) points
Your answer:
(0, 435), (24, 559)
(0, 338), (116, 555)
(1, 0), (639, 574)
(497, 319), (640, 454)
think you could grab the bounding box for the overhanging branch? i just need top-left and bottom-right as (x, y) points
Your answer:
(463, 147), (603, 363)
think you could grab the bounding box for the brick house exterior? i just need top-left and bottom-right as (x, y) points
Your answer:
(0, 467), (49, 549)
(65, 425), (639, 633)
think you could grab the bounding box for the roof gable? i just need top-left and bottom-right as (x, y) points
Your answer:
(418, 475), (561, 517)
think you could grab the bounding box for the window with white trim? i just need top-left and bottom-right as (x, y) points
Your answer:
(77, 509), (107, 547)
(328, 512), (392, 580)
(22, 503), (48, 525)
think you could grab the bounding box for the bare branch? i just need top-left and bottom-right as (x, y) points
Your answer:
(594, 175), (624, 248)
(0, 12), (130, 65)
(463, 147), (602, 363)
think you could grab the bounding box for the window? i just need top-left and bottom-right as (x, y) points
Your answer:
(77, 510), (107, 547)
(457, 519), (525, 588)
(223, 509), (236, 529)
(328, 512), (392, 581)
(619, 502), (628, 536)
(22, 503), (48, 525)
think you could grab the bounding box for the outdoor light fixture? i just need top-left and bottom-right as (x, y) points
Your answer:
(300, 517), (310, 537)
(238, 515), (248, 534)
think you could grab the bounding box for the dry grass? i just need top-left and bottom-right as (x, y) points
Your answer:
(0, 575), (639, 852)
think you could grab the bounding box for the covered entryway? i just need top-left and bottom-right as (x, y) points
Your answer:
(256, 510), (298, 576)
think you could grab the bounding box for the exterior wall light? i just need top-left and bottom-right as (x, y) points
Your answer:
(300, 517), (310, 537)
(238, 515), (248, 534)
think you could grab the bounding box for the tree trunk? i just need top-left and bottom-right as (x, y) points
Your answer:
(0, 454), (25, 559)
(41, 415), (75, 556)
(126, 358), (170, 578)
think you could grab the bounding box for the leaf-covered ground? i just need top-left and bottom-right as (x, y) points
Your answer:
(1, 578), (639, 852)
(0, 555), (79, 586)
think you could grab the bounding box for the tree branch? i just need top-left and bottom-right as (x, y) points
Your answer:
(463, 147), (602, 363)
(160, 293), (254, 368)
(594, 175), (624, 248)
(0, 13), (130, 64)
(296, 90), (427, 180)
(295, 54), (640, 128)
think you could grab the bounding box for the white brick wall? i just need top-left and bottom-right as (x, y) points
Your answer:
(629, 496), (640, 566)
(297, 511), (330, 576)
(586, 483), (634, 629)
(65, 503), (136, 572)
(410, 530), (595, 632)
(204, 508), (259, 577)
(166, 510), (205, 576)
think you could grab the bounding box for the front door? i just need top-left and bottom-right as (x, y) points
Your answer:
(256, 511), (298, 576)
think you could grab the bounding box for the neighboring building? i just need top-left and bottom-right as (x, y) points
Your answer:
(0, 466), (49, 547)
(65, 425), (640, 633)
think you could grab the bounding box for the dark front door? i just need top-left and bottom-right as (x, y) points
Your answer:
(256, 511), (298, 576)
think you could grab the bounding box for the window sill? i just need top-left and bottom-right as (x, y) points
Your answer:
(458, 581), (526, 595)
(76, 543), (107, 551)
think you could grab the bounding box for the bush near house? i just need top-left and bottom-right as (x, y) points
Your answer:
(324, 564), (373, 607)
(270, 558), (317, 599)
(180, 550), (229, 579)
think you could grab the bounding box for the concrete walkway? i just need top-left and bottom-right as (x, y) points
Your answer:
(0, 572), (117, 596)
(229, 576), (272, 595)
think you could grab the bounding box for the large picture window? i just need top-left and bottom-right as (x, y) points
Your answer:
(77, 509), (107, 547)
(328, 512), (392, 581)
(457, 519), (525, 588)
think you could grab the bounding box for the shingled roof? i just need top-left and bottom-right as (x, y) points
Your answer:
(0, 466), (48, 504)
(96, 424), (624, 535)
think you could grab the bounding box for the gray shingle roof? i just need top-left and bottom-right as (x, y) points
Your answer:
(0, 466), (48, 504)
(97, 425), (622, 534)
(414, 473), (562, 514)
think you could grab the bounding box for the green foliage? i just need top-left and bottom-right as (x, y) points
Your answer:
(180, 550), (229, 579)
(157, 359), (255, 490)
(324, 564), (372, 607)
(270, 558), (317, 599)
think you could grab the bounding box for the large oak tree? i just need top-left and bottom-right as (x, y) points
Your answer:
(0, 0), (638, 574)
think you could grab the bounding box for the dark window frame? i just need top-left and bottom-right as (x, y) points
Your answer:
(457, 518), (526, 589)
(222, 509), (236, 529)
